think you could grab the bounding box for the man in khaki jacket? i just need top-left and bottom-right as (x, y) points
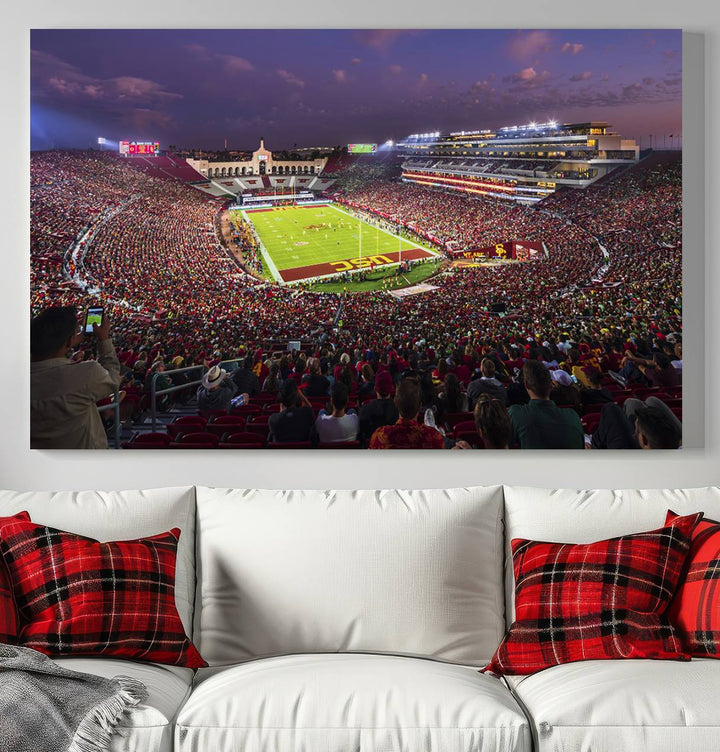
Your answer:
(31, 306), (120, 449)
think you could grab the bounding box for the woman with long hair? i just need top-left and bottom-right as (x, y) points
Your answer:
(474, 395), (512, 449)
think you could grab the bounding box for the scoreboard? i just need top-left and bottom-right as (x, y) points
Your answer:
(348, 143), (377, 154)
(119, 141), (160, 156)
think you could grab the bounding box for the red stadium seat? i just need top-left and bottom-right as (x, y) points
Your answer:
(662, 397), (683, 409)
(244, 423), (270, 440)
(581, 413), (602, 435)
(452, 420), (476, 439)
(443, 411), (474, 432)
(627, 386), (659, 400)
(169, 432), (220, 448)
(266, 441), (313, 449)
(167, 416), (207, 439)
(454, 431), (486, 449)
(230, 404), (262, 417)
(122, 432), (171, 449)
(218, 432), (265, 449)
(250, 392), (277, 404)
(205, 415), (247, 438)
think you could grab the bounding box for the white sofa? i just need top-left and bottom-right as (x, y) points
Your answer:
(1, 485), (719, 752)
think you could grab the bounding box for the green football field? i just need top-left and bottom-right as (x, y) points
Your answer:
(235, 203), (437, 283)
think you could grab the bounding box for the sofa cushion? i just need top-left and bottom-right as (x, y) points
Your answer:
(0, 488), (196, 639)
(176, 654), (531, 752)
(0, 515), (205, 667)
(667, 511), (720, 657)
(502, 486), (720, 622)
(486, 513), (699, 675)
(194, 486), (505, 666)
(505, 658), (720, 752)
(55, 657), (193, 752)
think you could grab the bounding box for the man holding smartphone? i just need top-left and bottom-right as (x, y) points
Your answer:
(30, 305), (121, 449)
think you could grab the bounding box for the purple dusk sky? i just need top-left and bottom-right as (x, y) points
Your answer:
(30, 28), (682, 151)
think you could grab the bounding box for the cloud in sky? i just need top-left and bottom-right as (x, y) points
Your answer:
(470, 78), (496, 95)
(33, 51), (182, 106)
(354, 29), (419, 49)
(277, 68), (305, 87)
(185, 44), (254, 74)
(505, 67), (551, 86)
(29, 29), (682, 149)
(32, 49), (183, 139)
(506, 30), (553, 60)
(217, 54), (255, 73)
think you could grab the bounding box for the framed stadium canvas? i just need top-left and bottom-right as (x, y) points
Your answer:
(30, 29), (682, 450)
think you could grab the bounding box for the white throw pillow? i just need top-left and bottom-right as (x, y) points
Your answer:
(195, 487), (505, 667)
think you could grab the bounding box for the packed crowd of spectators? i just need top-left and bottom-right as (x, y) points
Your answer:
(229, 214), (264, 276)
(29, 149), (682, 449)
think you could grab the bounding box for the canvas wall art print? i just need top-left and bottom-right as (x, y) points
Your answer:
(29, 29), (682, 450)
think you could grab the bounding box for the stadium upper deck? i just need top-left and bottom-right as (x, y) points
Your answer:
(398, 121), (640, 204)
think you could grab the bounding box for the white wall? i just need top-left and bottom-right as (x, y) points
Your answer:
(2, 1), (717, 491)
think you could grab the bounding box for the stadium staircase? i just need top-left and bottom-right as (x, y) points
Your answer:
(131, 156), (206, 183)
(589, 151), (680, 189)
(587, 164), (634, 188)
(321, 153), (358, 174)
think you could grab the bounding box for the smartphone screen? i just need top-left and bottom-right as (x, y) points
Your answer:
(84, 306), (104, 334)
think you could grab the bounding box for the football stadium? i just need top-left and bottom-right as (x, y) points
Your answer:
(29, 30), (683, 451)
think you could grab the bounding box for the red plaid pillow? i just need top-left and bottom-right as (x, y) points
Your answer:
(485, 512), (701, 676)
(0, 512), (30, 643)
(0, 514), (205, 667)
(667, 510), (720, 657)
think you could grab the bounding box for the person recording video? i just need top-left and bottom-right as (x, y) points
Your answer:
(30, 305), (121, 449)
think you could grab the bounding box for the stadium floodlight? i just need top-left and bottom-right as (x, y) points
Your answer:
(385, 139), (394, 146)
(97, 137), (106, 145)
(529, 122), (537, 130)
(549, 121), (558, 129)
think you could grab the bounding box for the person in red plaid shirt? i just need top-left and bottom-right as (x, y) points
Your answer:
(369, 378), (444, 450)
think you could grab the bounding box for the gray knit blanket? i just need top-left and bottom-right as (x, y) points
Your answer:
(0, 644), (147, 752)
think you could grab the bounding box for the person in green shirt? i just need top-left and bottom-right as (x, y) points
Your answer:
(509, 360), (584, 449)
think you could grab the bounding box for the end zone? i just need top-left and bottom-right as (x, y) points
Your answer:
(280, 246), (434, 283)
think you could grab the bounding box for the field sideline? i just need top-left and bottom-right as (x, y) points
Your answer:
(235, 203), (438, 283)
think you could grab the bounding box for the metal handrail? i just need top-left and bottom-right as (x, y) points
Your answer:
(149, 358), (247, 432)
(96, 389), (121, 449)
